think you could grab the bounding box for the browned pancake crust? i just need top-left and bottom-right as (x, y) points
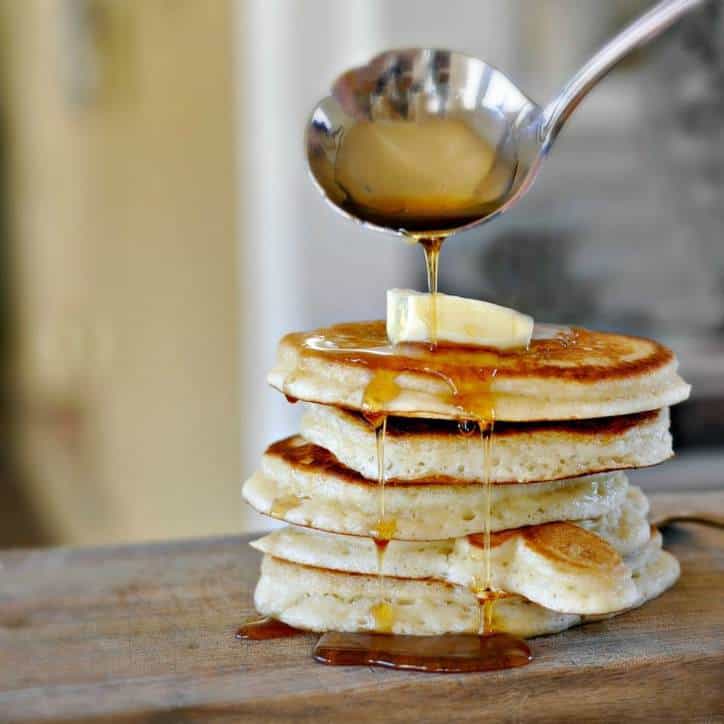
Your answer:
(283, 321), (674, 382)
(470, 523), (622, 571)
(335, 407), (661, 439)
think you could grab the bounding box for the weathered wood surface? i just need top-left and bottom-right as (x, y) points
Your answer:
(0, 491), (722, 723)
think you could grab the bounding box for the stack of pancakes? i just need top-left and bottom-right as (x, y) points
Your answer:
(243, 321), (690, 638)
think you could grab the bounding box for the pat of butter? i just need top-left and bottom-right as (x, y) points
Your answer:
(387, 289), (533, 350)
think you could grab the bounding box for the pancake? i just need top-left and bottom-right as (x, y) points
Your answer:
(301, 403), (672, 483)
(253, 539), (680, 637)
(251, 487), (649, 583)
(242, 436), (631, 539)
(268, 321), (690, 421)
(251, 510), (656, 615)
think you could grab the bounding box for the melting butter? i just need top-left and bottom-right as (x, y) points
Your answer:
(387, 289), (533, 349)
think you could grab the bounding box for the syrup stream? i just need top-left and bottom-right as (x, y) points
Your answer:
(419, 236), (443, 347)
(369, 413), (394, 632)
(480, 416), (496, 634)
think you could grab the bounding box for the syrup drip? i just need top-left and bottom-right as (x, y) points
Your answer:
(363, 370), (401, 414)
(452, 377), (508, 643)
(464, 380), (520, 660)
(457, 419), (478, 437)
(314, 632), (531, 673)
(361, 369), (397, 634)
(370, 416), (395, 633)
(373, 537), (390, 587)
(479, 416), (496, 634)
(371, 416), (393, 540)
(472, 590), (508, 637)
(270, 494), (303, 519)
(369, 595), (395, 633)
(236, 617), (304, 640)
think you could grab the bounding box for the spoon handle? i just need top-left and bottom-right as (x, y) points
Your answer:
(541, 0), (708, 148)
(651, 512), (724, 531)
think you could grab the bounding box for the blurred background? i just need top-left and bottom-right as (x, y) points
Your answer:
(0, 0), (721, 547)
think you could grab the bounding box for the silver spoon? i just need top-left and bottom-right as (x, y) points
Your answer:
(306, 0), (709, 240)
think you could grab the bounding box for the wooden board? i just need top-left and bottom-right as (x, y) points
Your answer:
(0, 491), (722, 723)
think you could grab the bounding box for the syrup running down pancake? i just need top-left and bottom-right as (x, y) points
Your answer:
(269, 321), (690, 421)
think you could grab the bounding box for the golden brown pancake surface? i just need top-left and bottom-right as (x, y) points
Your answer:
(269, 321), (690, 420)
(283, 320), (672, 381)
(325, 406), (661, 439)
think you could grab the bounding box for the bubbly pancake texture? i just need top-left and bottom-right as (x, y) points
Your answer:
(269, 321), (690, 421)
(576, 485), (650, 556)
(301, 403), (672, 483)
(254, 536), (679, 637)
(242, 436), (631, 539)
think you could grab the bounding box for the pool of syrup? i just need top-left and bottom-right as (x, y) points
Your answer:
(314, 632), (531, 673)
(237, 618), (531, 673)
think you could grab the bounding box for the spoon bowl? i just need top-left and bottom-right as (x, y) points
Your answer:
(306, 0), (707, 240)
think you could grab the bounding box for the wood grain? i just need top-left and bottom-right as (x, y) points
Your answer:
(0, 491), (722, 723)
